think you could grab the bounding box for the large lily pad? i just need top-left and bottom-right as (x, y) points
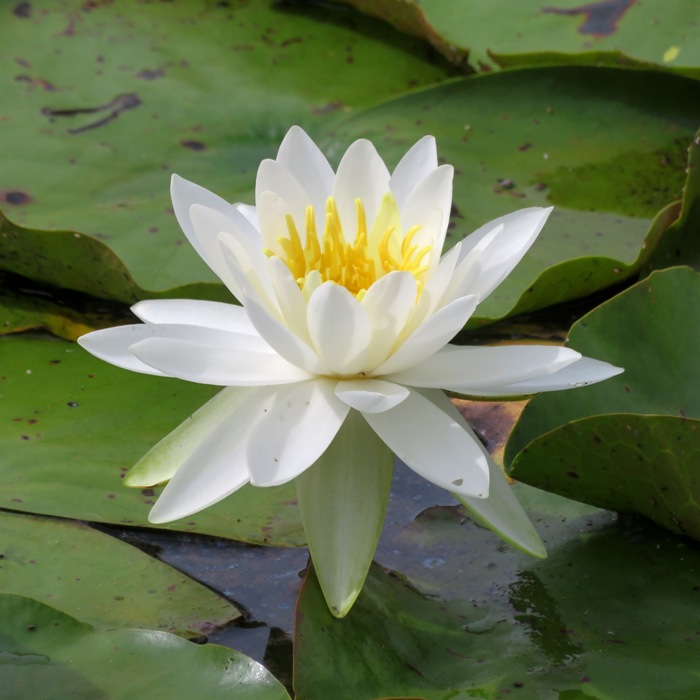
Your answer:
(0, 511), (240, 636)
(295, 487), (700, 699)
(506, 266), (700, 539)
(0, 329), (304, 545)
(338, 0), (700, 75)
(326, 67), (700, 323)
(0, 594), (291, 700)
(0, 0), (454, 300)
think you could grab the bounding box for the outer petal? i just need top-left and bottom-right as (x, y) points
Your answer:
(334, 379), (409, 413)
(446, 207), (552, 303)
(125, 386), (253, 488)
(296, 409), (394, 617)
(386, 345), (583, 393)
(256, 159), (310, 237)
(372, 294), (479, 376)
(362, 388), (490, 498)
(269, 256), (312, 344)
(389, 135), (438, 210)
(472, 356), (624, 396)
(129, 335), (310, 386)
(147, 386), (279, 523)
(425, 390), (546, 558)
(132, 299), (258, 335)
(332, 139), (390, 242)
(246, 379), (350, 486)
(275, 126), (334, 231)
(171, 175), (259, 275)
(306, 282), (372, 375)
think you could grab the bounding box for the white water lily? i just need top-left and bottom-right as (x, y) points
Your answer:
(79, 126), (622, 617)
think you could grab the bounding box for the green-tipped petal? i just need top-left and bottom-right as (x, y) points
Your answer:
(426, 391), (546, 558)
(296, 410), (393, 618)
(124, 386), (255, 488)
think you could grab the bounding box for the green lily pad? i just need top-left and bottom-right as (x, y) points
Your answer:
(337, 0), (700, 75)
(0, 329), (304, 546)
(0, 511), (240, 636)
(0, 0), (454, 300)
(506, 266), (700, 539)
(0, 594), (290, 700)
(295, 488), (700, 699)
(326, 67), (700, 323)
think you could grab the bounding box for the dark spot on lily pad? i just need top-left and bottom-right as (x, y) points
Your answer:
(13, 2), (32, 18)
(181, 140), (206, 151)
(1, 190), (32, 205)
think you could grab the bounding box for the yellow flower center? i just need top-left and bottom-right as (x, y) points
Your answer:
(265, 196), (431, 299)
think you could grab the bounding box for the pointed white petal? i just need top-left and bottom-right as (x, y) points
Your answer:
(275, 125), (334, 228)
(448, 207), (552, 303)
(390, 135), (438, 210)
(306, 283), (371, 375)
(246, 379), (350, 486)
(332, 139), (390, 241)
(171, 174), (249, 256)
(132, 299), (258, 335)
(425, 390), (546, 557)
(256, 190), (300, 256)
(148, 386), (282, 523)
(363, 388), (490, 498)
(399, 164), (453, 253)
(78, 325), (168, 376)
(269, 256), (312, 343)
(243, 292), (324, 373)
(474, 356), (624, 396)
(296, 410), (394, 617)
(361, 271), (417, 369)
(235, 203), (258, 229)
(373, 294), (479, 376)
(256, 159), (310, 235)
(129, 336), (310, 386)
(334, 378), (409, 413)
(125, 386), (253, 488)
(386, 345), (582, 393)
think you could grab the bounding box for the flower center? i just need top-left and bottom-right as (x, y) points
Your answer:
(266, 196), (431, 299)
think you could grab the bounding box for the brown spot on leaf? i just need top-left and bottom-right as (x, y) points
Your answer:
(137, 67), (164, 80)
(181, 140), (206, 151)
(13, 2), (31, 18)
(1, 190), (32, 205)
(542, 0), (636, 37)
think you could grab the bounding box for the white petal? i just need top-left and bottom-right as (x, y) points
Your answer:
(373, 294), (479, 376)
(361, 271), (417, 369)
(447, 207), (552, 303)
(125, 386), (253, 488)
(334, 378), (409, 413)
(275, 125), (334, 230)
(332, 139), (390, 241)
(246, 379), (350, 486)
(243, 292), (324, 373)
(148, 386), (279, 523)
(235, 203), (258, 230)
(132, 299), (258, 335)
(363, 388), (490, 498)
(256, 159), (311, 236)
(425, 390), (545, 557)
(269, 256), (312, 343)
(389, 135), (438, 210)
(386, 345), (583, 393)
(296, 409), (393, 617)
(129, 336), (310, 385)
(399, 164), (453, 254)
(475, 356), (624, 396)
(307, 283), (371, 375)
(256, 190), (300, 257)
(78, 325), (168, 376)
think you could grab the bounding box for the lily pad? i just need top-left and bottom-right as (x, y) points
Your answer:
(0, 0), (454, 299)
(326, 67), (700, 323)
(338, 0), (700, 75)
(0, 594), (291, 700)
(506, 266), (700, 539)
(0, 511), (240, 636)
(295, 489), (700, 699)
(0, 329), (304, 546)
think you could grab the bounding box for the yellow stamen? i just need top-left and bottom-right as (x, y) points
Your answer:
(266, 196), (432, 297)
